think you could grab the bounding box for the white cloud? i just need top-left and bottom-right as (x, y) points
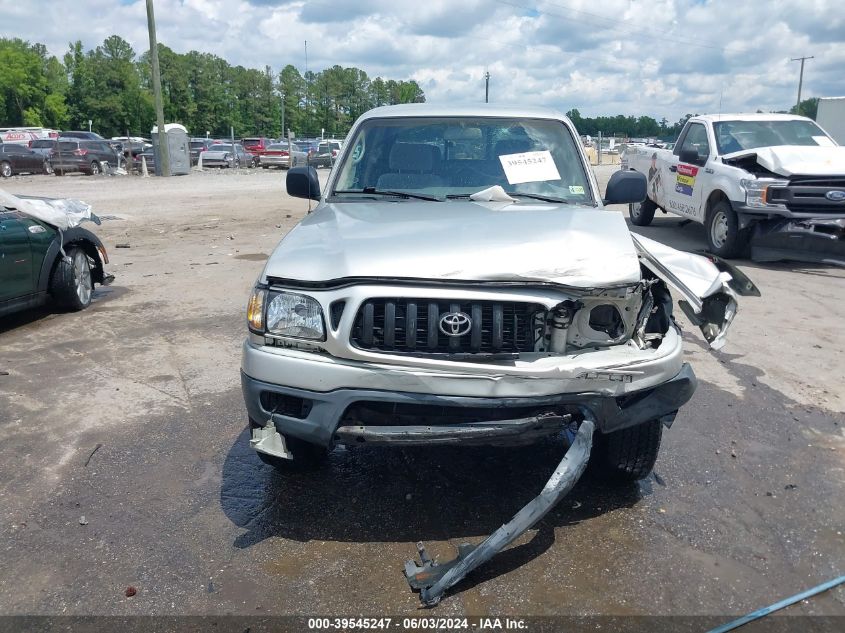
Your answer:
(3, 0), (843, 122)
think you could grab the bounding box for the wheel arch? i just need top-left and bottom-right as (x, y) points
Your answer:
(705, 189), (731, 219)
(38, 228), (107, 293)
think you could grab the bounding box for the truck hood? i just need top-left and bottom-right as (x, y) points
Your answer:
(262, 200), (642, 287)
(722, 144), (845, 177)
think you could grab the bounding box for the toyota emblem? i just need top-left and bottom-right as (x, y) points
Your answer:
(439, 311), (472, 337)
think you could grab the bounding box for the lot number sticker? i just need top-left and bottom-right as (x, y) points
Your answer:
(499, 150), (561, 184)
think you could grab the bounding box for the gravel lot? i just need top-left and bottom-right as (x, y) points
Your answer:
(1, 166), (843, 619)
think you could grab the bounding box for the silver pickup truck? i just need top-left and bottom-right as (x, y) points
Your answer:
(240, 104), (758, 604)
(241, 103), (757, 473)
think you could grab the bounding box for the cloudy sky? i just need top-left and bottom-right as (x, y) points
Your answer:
(2, 0), (843, 121)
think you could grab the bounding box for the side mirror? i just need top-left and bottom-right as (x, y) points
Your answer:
(604, 170), (647, 205)
(678, 148), (701, 165)
(286, 166), (321, 200)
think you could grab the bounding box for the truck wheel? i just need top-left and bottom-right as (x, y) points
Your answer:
(629, 199), (657, 226)
(593, 418), (663, 483)
(248, 418), (328, 471)
(706, 200), (748, 258)
(49, 247), (93, 311)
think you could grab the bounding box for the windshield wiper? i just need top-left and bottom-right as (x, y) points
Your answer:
(508, 193), (572, 203)
(334, 188), (442, 201)
(446, 192), (572, 203)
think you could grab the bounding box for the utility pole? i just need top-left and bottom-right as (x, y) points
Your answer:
(146, 0), (170, 176)
(484, 71), (490, 103)
(790, 55), (814, 110)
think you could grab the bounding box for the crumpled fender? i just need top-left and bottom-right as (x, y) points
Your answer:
(630, 235), (759, 350)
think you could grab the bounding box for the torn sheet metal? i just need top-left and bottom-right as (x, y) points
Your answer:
(404, 419), (593, 606)
(0, 188), (96, 230)
(720, 145), (845, 177)
(630, 234), (741, 350)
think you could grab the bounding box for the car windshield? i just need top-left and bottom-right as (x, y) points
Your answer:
(267, 144), (286, 150)
(212, 144), (233, 151)
(190, 141), (207, 148)
(332, 116), (593, 203)
(242, 139), (261, 145)
(32, 140), (54, 148)
(713, 120), (834, 154)
(58, 141), (79, 151)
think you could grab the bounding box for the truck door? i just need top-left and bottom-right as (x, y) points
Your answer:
(665, 122), (710, 221)
(0, 212), (34, 302)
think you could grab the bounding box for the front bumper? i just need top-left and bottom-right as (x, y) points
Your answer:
(240, 361), (697, 448)
(750, 217), (845, 266)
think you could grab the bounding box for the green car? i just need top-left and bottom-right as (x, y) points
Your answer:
(0, 199), (112, 318)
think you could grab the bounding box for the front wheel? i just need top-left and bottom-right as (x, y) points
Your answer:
(706, 200), (748, 258)
(0, 161), (11, 178)
(49, 247), (93, 311)
(592, 418), (663, 483)
(629, 198), (657, 226)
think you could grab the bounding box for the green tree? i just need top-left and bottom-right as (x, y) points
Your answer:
(790, 97), (819, 120)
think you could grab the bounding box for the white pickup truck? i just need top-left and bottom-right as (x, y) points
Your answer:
(621, 113), (845, 263)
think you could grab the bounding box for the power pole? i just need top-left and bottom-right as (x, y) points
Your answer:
(146, 0), (170, 176)
(485, 71), (490, 103)
(790, 55), (814, 110)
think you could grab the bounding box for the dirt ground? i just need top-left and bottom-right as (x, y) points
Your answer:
(0, 166), (843, 622)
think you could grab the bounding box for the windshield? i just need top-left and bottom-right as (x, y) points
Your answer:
(332, 116), (592, 203)
(242, 139), (261, 145)
(190, 141), (207, 148)
(212, 144), (233, 151)
(713, 120), (834, 154)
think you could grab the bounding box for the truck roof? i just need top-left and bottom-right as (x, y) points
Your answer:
(359, 103), (568, 121)
(692, 113), (813, 123)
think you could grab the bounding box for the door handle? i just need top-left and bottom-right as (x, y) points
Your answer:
(669, 166), (677, 172)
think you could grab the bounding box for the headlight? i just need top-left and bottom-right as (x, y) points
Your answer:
(740, 178), (788, 208)
(266, 292), (325, 340)
(247, 288), (266, 331)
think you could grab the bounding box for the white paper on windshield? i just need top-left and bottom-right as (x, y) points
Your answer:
(469, 185), (516, 202)
(498, 150), (560, 184)
(813, 136), (836, 147)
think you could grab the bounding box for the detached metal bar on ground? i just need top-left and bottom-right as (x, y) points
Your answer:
(404, 419), (595, 606)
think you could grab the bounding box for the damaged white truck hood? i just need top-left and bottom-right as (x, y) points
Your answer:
(263, 201), (642, 287)
(0, 188), (95, 230)
(723, 144), (845, 177)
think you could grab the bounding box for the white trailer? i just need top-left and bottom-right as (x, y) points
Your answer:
(816, 97), (845, 146)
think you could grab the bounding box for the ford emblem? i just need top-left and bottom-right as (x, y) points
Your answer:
(439, 311), (472, 337)
(825, 190), (845, 202)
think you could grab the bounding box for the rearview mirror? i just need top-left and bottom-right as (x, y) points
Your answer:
(286, 166), (321, 200)
(678, 148), (701, 165)
(604, 170), (646, 205)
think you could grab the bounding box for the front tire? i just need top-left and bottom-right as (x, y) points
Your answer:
(0, 161), (11, 178)
(706, 200), (748, 258)
(49, 247), (93, 311)
(629, 198), (657, 226)
(593, 418), (663, 483)
(249, 418), (327, 471)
